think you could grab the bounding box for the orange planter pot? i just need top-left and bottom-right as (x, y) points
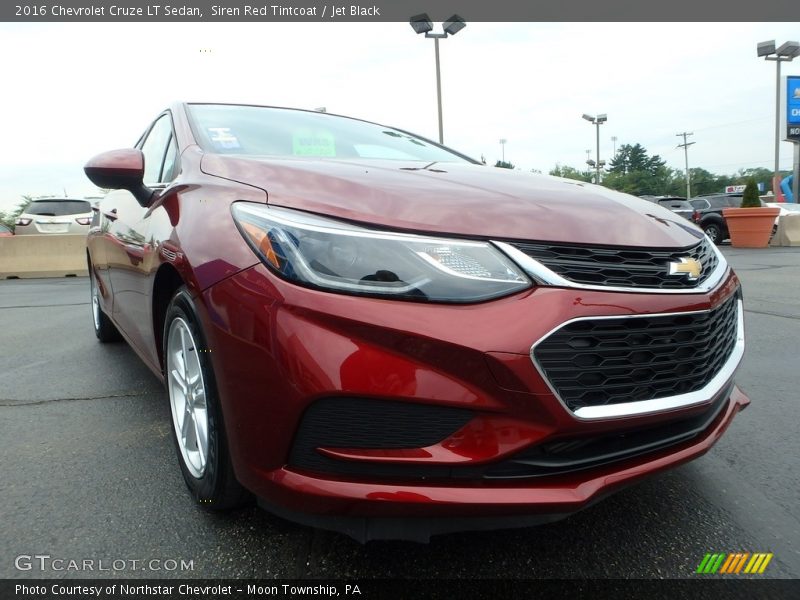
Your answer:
(722, 207), (780, 248)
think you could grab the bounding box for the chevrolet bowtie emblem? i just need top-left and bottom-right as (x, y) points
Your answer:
(668, 257), (702, 280)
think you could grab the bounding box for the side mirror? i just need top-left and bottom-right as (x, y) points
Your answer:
(84, 149), (154, 207)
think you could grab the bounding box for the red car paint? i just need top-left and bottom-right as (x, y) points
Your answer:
(86, 102), (748, 541)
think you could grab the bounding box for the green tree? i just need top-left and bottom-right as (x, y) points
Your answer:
(538, 158), (786, 199)
(549, 164), (592, 182)
(608, 143), (665, 176)
(683, 168), (726, 197)
(603, 144), (672, 195)
(0, 195), (32, 232)
(495, 160), (514, 169)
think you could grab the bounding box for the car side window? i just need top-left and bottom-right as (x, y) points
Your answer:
(161, 135), (179, 182)
(140, 114), (174, 185)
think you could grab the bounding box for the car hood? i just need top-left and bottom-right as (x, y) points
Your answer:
(200, 155), (704, 248)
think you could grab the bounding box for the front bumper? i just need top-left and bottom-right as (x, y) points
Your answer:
(200, 262), (747, 539)
(259, 385), (747, 541)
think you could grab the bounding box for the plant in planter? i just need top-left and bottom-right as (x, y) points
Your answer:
(722, 178), (780, 248)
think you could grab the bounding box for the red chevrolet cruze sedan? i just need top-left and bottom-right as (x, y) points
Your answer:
(85, 103), (747, 541)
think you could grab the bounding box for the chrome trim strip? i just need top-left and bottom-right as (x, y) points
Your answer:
(529, 298), (744, 420)
(494, 240), (728, 295)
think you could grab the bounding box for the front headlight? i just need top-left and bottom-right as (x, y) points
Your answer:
(231, 203), (531, 303)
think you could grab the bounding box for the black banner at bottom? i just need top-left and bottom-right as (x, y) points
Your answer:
(3, 579), (800, 600)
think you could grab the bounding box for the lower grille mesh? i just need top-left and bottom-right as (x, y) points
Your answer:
(533, 293), (739, 411)
(288, 398), (473, 476)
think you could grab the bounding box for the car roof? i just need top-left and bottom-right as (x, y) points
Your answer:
(28, 197), (91, 202)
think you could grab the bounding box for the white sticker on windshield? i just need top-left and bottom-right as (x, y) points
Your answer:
(207, 127), (241, 149)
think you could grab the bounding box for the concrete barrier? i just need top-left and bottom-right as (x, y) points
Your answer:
(0, 234), (89, 278)
(772, 214), (800, 247)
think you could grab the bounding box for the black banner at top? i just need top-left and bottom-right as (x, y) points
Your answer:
(3, 0), (800, 22)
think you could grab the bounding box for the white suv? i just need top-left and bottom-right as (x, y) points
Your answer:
(14, 198), (92, 235)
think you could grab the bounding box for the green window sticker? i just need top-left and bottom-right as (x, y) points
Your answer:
(292, 129), (336, 157)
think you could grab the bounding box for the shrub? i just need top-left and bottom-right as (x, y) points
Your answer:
(740, 178), (761, 208)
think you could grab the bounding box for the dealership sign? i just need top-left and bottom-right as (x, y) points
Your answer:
(789, 76), (800, 141)
(725, 183), (765, 193)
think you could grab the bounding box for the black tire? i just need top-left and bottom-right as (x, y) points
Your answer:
(89, 267), (122, 342)
(163, 286), (250, 510)
(704, 223), (723, 245)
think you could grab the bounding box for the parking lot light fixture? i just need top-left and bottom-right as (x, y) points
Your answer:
(443, 16), (466, 36)
(776, 41), (800, 58)
(583, 113), (607, 184)
(409, 13), (433, 35)
(757, 39), (800, 191)
(409, 13), (467, 144)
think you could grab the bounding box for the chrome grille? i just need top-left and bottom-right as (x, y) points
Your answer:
(533, 293), (740, 412)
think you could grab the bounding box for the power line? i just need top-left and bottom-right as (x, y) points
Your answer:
(625, 116), (771, 152)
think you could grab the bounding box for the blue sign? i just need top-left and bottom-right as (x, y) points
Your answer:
(789, 76), (800, 125)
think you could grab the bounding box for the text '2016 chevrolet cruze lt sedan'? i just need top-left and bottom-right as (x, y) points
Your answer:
(84, 103), (748, 542)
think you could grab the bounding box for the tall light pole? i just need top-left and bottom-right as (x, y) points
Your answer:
(611, 135), (618, 157)
(410, 13), (466, 144)
(582, 113), (607, 184)
(757, 40), (800, 192)
(499, 138), (507, 163)
(676, 132), (695, 198)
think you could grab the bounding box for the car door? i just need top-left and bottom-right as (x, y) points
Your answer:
(104, 113), (179, 356)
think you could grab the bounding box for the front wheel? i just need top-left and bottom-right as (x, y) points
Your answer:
(164, 287), (249, 510)
(704, 223), (723, 245)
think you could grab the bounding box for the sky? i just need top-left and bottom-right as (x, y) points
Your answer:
(1, 21), (799, 211)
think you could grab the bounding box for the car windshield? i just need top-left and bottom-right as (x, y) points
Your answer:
(187, 104), (474, 163)
(24, 200), (90, 216)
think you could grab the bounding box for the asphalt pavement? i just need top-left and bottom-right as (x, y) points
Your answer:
(1, 247), (799, 580)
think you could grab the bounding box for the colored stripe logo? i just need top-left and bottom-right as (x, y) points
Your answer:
(696, 553), (773, 574)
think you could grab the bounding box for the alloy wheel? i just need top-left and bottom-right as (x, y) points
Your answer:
(91, 274), (101, 331)
(166, 317), (209, 478)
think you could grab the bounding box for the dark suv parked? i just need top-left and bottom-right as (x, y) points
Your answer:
(689, 194), (764, 244)
(640, 196), (694, 221)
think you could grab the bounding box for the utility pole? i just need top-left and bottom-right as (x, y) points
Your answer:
(611, 136), (618, 157)
(676, 132), (695, 198)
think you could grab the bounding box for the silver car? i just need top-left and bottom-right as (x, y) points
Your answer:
(14, 198), (92, 235)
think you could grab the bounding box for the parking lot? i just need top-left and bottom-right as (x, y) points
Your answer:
(1, 246), (799, 580)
